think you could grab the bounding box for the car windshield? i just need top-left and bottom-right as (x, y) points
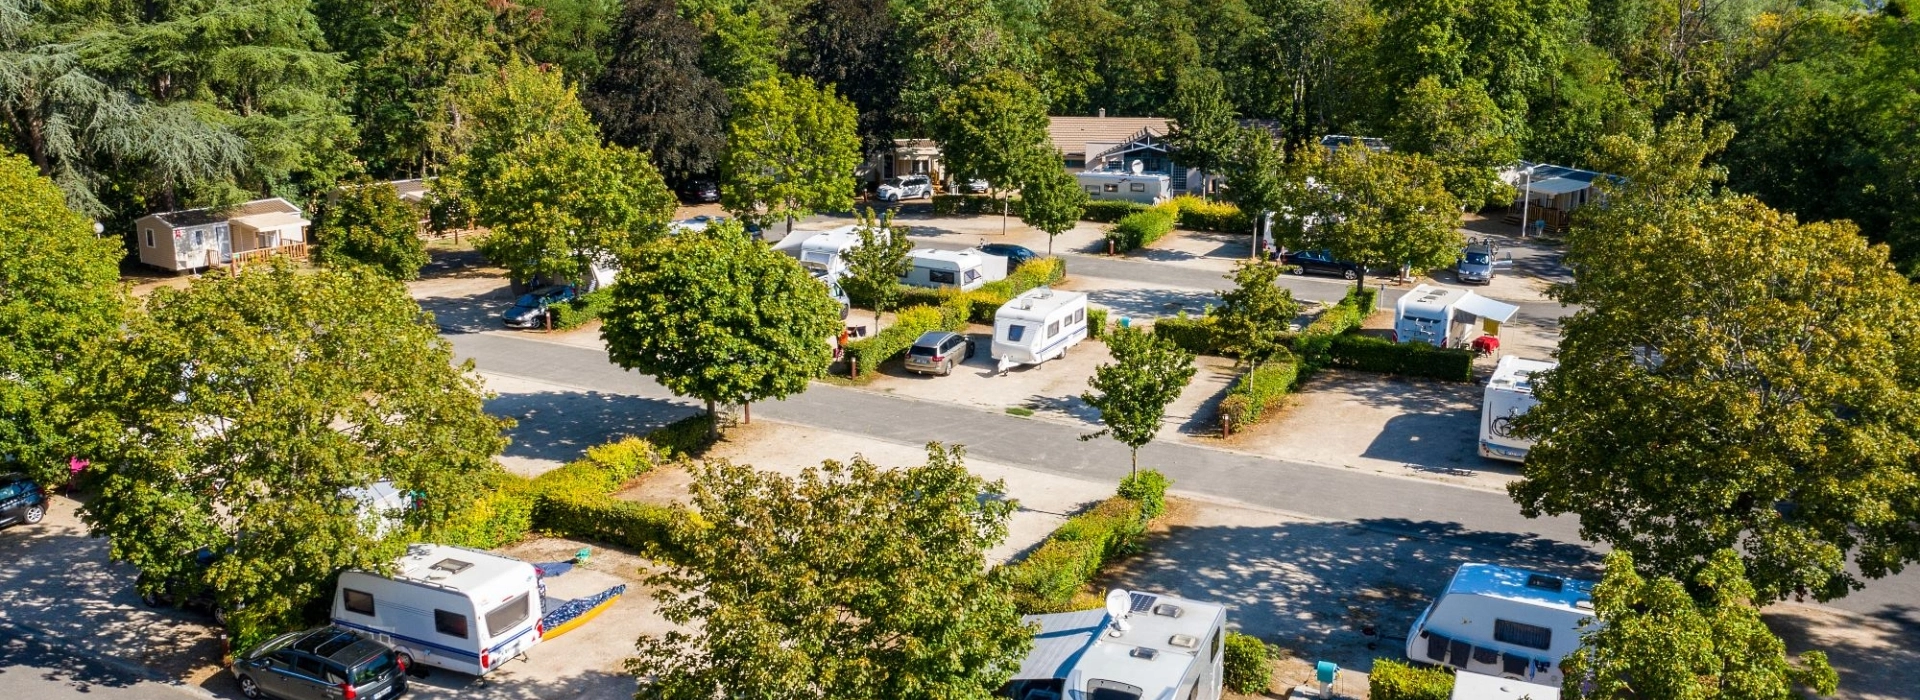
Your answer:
(884, 177), (908, 187)
(351, 653), (396, 685)
(512, 294), (542, 309)
(1464, 252), (1491, 265)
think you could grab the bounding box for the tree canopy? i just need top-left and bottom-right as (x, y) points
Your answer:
(718, 73), (862, 232)
(928, 69), (1051, 197)
(312, 180), (430, 280)
(1083, 326), (1197, 474)
(838, 209), (914, 324)
(1281, 148), (1463, 289)
(1015, 147), (1090, 253)
(1212, 261), (1300, 361)
(585, 0), (731, 182)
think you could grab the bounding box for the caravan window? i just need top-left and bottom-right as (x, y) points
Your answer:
(1103, 184), (1119, 192)
(930, 269), (957, 284)
(964, 269), (981, 283)
(1494, 619), (1552, 650)
(1129, 183), (1146, 192)
(1006, 325), (1026, 342)
(484, 593), (532, 638)
(1047, 321), (1061, 337)
(342, 589), (375, 616)
(434, 609), (470, 639)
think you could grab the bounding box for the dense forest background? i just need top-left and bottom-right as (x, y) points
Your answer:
(1, 0), (1914, 269)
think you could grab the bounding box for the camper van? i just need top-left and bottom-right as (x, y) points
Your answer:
(331, 544), (543, 676)
(1481, 357), (1556, 462)
(999, 590), (1227, 700)
(991, 288), (1089, 371)
(1405, 563), (1597, 687)
(901, 248), (1008, 292)
(1077, 171), (1171, 205)
(773, 225), (865, 279)
(1394, 284), (1520, 349)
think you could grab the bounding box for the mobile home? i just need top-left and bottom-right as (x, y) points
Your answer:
(901, 248), (1008, 292)
(1480, 357), (1556, 462)
(999, 590), (1227, 700)
(1077, 170), (1171, 205)
(331, 544), (543, 676)
(1405, 563), (1597, 687)
(991, 288), (1089, 372)
(1394, 284), (1520, 349)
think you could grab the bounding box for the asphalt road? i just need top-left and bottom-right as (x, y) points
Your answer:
(444, 331), (1920, 625)
(0, 629), (208, 699)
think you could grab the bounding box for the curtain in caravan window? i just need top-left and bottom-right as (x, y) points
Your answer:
(1494, 619), (1552, 650)
(484, 593), (531, 638)
(1047, 321), (1060, 337)
(1006, 325), (1026, 342)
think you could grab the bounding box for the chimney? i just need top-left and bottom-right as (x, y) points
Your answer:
(1098, 108), (1106, 118)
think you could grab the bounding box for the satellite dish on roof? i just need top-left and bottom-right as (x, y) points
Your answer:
(1105, 589), (1132, 632)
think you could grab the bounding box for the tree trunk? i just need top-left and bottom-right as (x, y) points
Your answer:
(705, 398), (719, 439)
(1001, 193), (1010, 236)
(1130, 447), (1138, 475)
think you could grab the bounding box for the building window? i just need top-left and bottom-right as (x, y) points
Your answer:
(342, 589), (375, 616)
(144, 229), (154, 248)
(929, 269), (957, 284)
(1129, 183), (1146, 192)
(191, 230), (204, 247)
(434, 609), (470, 639)
(1493, 619), (1552, 650)
(1103, 184), (1118, 192)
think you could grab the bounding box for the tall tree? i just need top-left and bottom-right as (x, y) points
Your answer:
(312, 180), (430, 281)
(1281, 148), (1462, 290)
(629, 444), (1033, 698)
(1220, 126), (1289, 256)
(718, 73), (862, 234)
(898, 0), (1034, 127)
(1015, 145), (1089, 254)
(601, 221), (843, 438)
(1165, 67), (1239, 185)
(0, 154), (124, 488)
(522, 0), (622, 82)
(928, 69), (1051, 226)
(680, 0), (786, 91)
(1082, 326), (1197, 474)
(585, 0), (731, 182)
(331, 0), (522, 176)
(787, 0), (906, 153)
(1386, 77), (1521, 210)
(1561, 550), (1839, 699)
(1212, 261), (1299, 361)
(71, 263), (509, 645)
(838, 209), (914, 325)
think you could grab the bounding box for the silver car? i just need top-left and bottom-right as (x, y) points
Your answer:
(904, 331), (975, 376)
(1456, 240), (1511, 284)
(878, 175), (932, 202)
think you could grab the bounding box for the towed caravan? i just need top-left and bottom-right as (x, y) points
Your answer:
(1394, 284), (1520, 349)
(991, 288), (1089, 372)
(1405, 563), (1597, 687)
(900, 248), (1008, 292)
(332, 544), (543, 676)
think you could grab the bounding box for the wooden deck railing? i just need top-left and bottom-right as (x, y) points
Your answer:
(228, 242), (310, 273)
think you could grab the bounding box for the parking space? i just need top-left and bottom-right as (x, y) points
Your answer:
(854, 327), (1113, 426)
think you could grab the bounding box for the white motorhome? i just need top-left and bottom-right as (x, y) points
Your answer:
(331, 544), (543, 676)
(1077, 170), (1171, 205)
(1452, 670), (1561, 700)
(1480, 357), (1556, 462)
(773, 225), (865, 279)
(992, 288), (1089, 372)
(998, 590), (1227, 700)
(1394, 284), (1520, 349)
(1406, 563), (1597, 688)
(901, 248), (1008, 292)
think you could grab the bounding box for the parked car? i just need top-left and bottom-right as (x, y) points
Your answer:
(232, 625), (408, 700)
(904, 331), (975, 376)
(502, 285), (578, 329)
(0, 473), (48, 530)
(962, 178), (991, 194)
(1455, 239), (1511, 284)
(137, 546), (241, 624)
(675, 179), (719, 203)
(878, 175), (932, 202)
(1281, 249), (1365, 280)
(977, 243), (1038, 270)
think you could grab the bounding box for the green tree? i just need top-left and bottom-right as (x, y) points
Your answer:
(328, 0), (521, 176)
(787, 0), (907, 153)
(1213, 261), (1300, 361)
(898, 0), (1033, 128)
(1219, 127), (1289, 254)
(70, 263), (509, 645)
(1082, 326), (1197, 474)
(1387, 77), (1521, 210)
(1561, 550), (1839, 699)
(1015, 146), (1090, 255)
(628, 444), (1033, 698)
(929, 69), (1052, 228)
(601, 221), (842, 438)
(313, 181), (430, 281)
(584, 0), (731, 182)
(1165, 67), (1240, 186)
(718, 74), (862, 234)
(838, 209), (914, 325)
(0, 154), (124, 487)
(680, 0), (787, 91)
(1283, 148), (1462, 290)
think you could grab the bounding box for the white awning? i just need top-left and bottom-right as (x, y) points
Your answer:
(1521, 177), (1590, 196)
(231, 210), (310, 231)
(1455, 293), (1519, 323)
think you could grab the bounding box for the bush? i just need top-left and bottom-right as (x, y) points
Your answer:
(434, 469), (536, 549)
(533, 492), (684, 561)
(1223, 632), (1274, 694)
(1326, 334), (1475, 381)
(1088, 307), (1109, 340)
(1107, 209), (1177, 252)
(1082, 200), (1148, 223)
(1294, 287), (1377, 363)
(1004, 496), (1149, 613)
(645, 413), (717, 458)
(1220, 355), (1300, 427)
(845, 305), (967, 373)
(894, 257), (1068, 325)
(1162, 195), (1250, 233)
(931, 193), (1022, 216)
(1152, 313), (1226, 356)
(1117, 469), (1171, 519)
(1369, 658), (1455, 700)
(549, 288), (611, 330)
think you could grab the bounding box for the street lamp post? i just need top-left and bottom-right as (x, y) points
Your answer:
(1518, 165), (1537, 238)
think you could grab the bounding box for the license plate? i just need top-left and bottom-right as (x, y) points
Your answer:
(372, 686), (393, 700)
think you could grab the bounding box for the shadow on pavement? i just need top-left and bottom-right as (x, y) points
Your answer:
(1086, 287), (1217, 320)
(488, 390), (700, 467)
(419, 286), (515, 335)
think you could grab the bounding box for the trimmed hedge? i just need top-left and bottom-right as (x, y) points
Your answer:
(931, 194), (1023, 216)
(1219, 355), (1300, 428)
(1004, 471), (1169, 614)
(526, 436), (687, 560)
(1326, 334), (1475, 381)
(645, 413), (717, 458)
(435, 469), (537, 549)
(1163, 195), (1251, 234)
(894, 257), (1068, 325)
(1370, 658), (1455, 700)
(1151, 313), (1226, 356)
(1083, 200), (1149, 222)
(1293, 287), (1376, 363)
(1087, 307), (1109, 340)
(845, 304), (969, 373)
(1117, 469), (1171, 519)
(550, 288), (611, 330)
(1107, 209), (1177, 252)
(1223, 632), (1274, 694)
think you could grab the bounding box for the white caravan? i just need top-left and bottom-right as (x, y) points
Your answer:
(1394, 284), (1520, 348)
(1406, 563), (1597, 688)
(1480, 357), (1556, 462)
(901, 248), (1008, 292)
(1452, 670), (1561, 700)
(999, 590), (1226, 700)
(1077, 170), (1171, 205)
(991, 288), (1089, 372)
(773, 225), (865, 279)
(331, 544), (543, 676)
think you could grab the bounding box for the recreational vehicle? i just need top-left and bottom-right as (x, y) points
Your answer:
(1077, 170), (1171, 205)
(901, 248), (1008, 292)
(1405, 563), (1597, 687)
(999, 590), (1227, 700)
(1394, 284), (1520, 349)
(1480, 357), (1556, 462)
(331, 544), (543, 676)
(1452, 670), (1561, 700)
(772, 225), (865, 279)
(991, 288), (1089, 372)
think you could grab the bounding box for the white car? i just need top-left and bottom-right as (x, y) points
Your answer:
(878, 175), (931, 201)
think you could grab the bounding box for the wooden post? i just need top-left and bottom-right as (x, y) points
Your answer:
(1108, 239), (1115, 256)
(851, 357), (859, 379)
(1221, 416), (1232, 438)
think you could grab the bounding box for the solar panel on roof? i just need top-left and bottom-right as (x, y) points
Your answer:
(1127, 592), (1157, 613)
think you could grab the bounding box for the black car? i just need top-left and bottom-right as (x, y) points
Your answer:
(138, 547), (241, 624)
(502, 285), (578, 329)
(0, 473), (48, 529)
(978, 243), (1039, 270)
(232, 626), (408, 700)
(675, 179), (719, 203)
(1280, 249), (1365, 280)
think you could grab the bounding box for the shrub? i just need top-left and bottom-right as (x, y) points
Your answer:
(1004, 496), (1149, 613)
(1117, 469), (1171, 519)
(1152, 313), (1226, 356)
(434, 469), (536, 549)
(1223, 632), (1274, 694)
(1087, 307), (1109, 340)
(1326, 334), (1475, 381)
(931, 194), (1022, 216)
(645, 413), (718, 458)
(549, 288), (611, 330)
(534, 493), (685, 561)
(1294, 287), (1377, 363)
(1107, 209), (1177, 252)
(1082, 200), (1148, 223)
(845, 305), (966, 373)
(1369, 658), (1455, 700)
(895, 257), (1068, 325)
(1162, 195), (1250, 233)
(1220, 355), (1300, 427)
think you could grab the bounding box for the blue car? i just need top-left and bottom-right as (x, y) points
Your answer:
(0, 472), (48, 529)
(502, 285), (578, 329)
(978, 243), (1039, 270)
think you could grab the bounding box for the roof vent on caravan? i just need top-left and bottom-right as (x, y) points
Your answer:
(1129, 646), (1160, 660)
(1525, 574), (1564, 593)
(1151, 603), (1184, 618)
(1167, 634), (1199, 650)
(428, 558), (474, 577)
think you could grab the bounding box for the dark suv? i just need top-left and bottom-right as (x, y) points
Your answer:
(1281, 249), (1365, 280)
(232, 626), (407, 700)
(0, 473), (48, 530)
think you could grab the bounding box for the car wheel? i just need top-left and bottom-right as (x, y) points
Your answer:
(965, 341), (976, 359)
(22, 504), (45, 524)
(941, 360), (953, 376)
(213, 605), (230, 626)
(1289, 265), (1305, 275)
(1342, 268), (1358, 280)
(238, 675), (263, 699)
